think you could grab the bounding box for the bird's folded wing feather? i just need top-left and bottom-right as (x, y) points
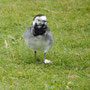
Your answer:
(45, 28), (53, 45)
(22, 26), (33, 39)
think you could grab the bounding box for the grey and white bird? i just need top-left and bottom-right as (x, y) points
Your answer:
(22, 14), (53, 63)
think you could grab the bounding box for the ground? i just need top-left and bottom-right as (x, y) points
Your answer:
(0, 0), (90, 89)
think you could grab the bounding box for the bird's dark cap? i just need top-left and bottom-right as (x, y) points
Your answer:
(33, 14), (45, 20)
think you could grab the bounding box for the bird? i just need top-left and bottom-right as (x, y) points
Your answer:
(22, 14), (53, 63)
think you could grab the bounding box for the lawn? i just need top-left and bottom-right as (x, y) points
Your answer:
(0, 0), (90, 89)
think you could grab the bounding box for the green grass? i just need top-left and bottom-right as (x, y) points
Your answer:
(0, 0), (90, 89)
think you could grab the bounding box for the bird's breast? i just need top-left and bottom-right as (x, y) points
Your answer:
(27, 35), (50, 51)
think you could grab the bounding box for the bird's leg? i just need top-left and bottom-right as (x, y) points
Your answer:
(41, 52), (46, 64)
(34, 51), (37, 63)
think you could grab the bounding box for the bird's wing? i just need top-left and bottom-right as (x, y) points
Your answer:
(22, 26), (33, 39)
(45, 27), (53, 45)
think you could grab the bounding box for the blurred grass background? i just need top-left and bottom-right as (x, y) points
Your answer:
(0, 0), (90, 89)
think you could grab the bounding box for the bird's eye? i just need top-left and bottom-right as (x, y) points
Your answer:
(38, 19), (40, 21)
(43, 20), (47, 22)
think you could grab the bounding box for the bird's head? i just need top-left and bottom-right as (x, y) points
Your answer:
(33, 14), (47, 29)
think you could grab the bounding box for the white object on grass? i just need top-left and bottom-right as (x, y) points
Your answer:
(44, 59), (52, 64)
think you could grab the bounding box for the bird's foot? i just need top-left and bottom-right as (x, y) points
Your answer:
(40, 60), (44, 64)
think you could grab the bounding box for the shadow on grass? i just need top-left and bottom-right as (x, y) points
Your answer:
(17, 55), (45, 65)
